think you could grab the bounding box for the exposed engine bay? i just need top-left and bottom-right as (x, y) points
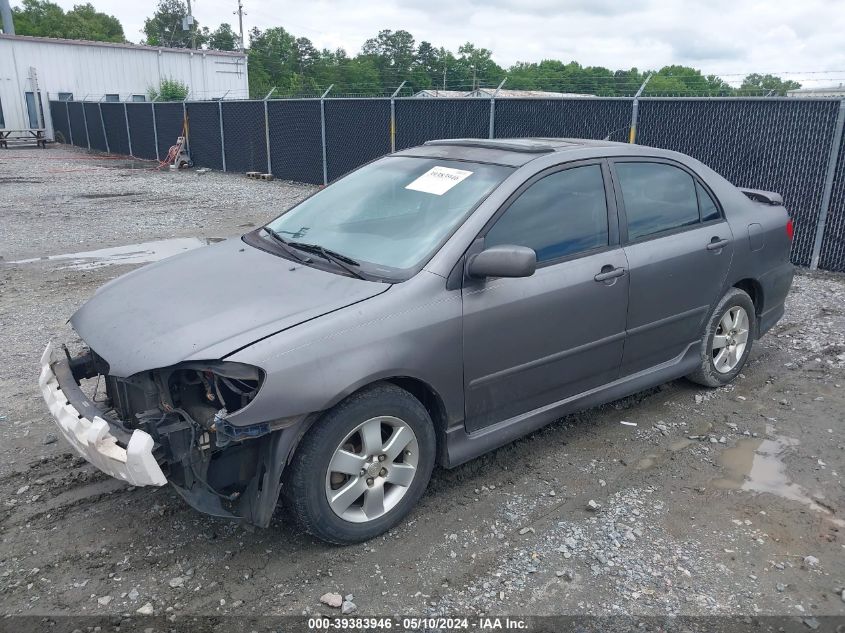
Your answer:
(64, 344), (306, 526)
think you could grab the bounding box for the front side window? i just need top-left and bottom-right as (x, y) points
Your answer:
(617, 162), (700, 241)
(485, 164), (609, 263)
(265, 157), (513, 274)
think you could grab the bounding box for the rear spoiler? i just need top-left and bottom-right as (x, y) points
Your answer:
(740, 188), (783, 206)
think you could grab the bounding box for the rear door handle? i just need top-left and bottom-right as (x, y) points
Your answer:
(706, 238), (730, 251)
(594, 266), (625, 282)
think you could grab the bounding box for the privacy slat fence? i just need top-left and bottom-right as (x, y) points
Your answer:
(48, 96), (845, 272)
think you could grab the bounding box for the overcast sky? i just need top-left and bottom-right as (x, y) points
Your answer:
(45, 0), (845, 87)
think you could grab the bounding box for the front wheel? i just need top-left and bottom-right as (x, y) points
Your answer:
(283, 383), (436, 544)
(687, 287), (757, 387)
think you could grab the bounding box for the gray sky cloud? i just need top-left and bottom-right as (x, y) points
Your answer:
(40, 0), (845, 87)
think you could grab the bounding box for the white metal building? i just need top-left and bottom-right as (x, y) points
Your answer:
(787, 84), (845, 98)
(0, 34), (248, 138)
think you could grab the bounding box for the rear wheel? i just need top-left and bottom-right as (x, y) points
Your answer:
(687, 287), (756, 387)
(284, 383), (435, 544)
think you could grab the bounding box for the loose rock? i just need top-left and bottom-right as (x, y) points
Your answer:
(320, 592), (343, 608)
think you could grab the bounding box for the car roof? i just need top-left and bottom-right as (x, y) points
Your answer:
(393, 137), (675, 167)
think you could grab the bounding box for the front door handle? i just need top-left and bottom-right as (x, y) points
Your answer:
(594, 266), (625, 282)
(706, 237), (730, 251)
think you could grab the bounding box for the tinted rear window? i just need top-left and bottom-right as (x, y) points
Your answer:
(617, 162), (700, 240)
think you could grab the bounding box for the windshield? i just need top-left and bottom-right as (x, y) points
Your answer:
(265, 156), (513, 274)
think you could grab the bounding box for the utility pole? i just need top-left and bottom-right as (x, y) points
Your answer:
(0, 0), (15, 35)
(234, 0), (245, 52)
(442, 62), (446, 91)
(185, 0), (196, 48)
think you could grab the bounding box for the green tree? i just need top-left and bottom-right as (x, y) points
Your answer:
(453, 43), (503, 90)
(738, 73), (801, 96)
(208, 23), (237, 51)
(646, 65), (733, 96)
(143, 0), (205, 48)
(12, 0), (124, 42)
(361, 29), (417, 90)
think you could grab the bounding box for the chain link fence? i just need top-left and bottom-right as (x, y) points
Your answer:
(185, 102), (224, 171)
(153, 102), (184, 160)
(267, 99), (323, 183)
(49, 101), (70, 143)
(493, 98), (633, 141)
(67, 101), (88, 149)
(125, 103), (157, 160)
(637, 98), (842, 267)
(221, 100), (267, 174)
(395, 98), (490, 150)
(84, 102), (108, 153)
(99, 102), (130, 156)
(47, 95), (845, 272)
(818, 116), (845, 272)
(325, 99), (392, 182)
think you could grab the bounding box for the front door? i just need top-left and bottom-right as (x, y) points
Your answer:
(462, 161), (629, 432)
(612, 159), (734, 376)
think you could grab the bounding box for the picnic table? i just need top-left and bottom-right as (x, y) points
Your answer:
(0, 129), (47, 149)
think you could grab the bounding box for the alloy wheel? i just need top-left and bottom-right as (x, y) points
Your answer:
(324, 416), (419, 523)
(712, 305), (750, 373)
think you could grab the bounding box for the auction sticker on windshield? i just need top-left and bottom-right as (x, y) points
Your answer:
(405, 166), (473, 195)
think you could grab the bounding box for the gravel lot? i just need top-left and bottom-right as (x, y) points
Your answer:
(1, 146), (844, 624)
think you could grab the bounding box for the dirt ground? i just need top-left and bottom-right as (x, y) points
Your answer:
(1, 146), (844, 624)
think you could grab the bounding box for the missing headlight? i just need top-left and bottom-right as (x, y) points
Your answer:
(163, 361), (264, 428)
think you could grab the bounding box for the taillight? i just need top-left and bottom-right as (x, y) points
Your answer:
(786, 218), (794, 240)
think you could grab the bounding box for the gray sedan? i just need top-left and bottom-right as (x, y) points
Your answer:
(40, 138), (794, 543)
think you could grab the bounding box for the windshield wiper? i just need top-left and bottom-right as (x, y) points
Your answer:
(262, 226), (309, 263)
(288, 242), (366, 280)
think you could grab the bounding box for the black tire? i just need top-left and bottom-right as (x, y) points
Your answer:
(687, 287), (757, 387)
(283, 383), (436, 544)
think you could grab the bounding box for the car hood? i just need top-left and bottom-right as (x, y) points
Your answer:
(70, 237), (390, 377)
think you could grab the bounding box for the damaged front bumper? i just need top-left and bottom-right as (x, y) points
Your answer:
(38, 343), (167, 487)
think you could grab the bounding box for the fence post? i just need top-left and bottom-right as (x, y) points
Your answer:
(264, 87), (276, 174)
(629, 74), (652, 144)
(218, 98), (227, 172)
(151, 98), (160, 162)
(390, 81), (406, 153)
(810, 98), (845, 270)
(489, 78), (507, 139)
(65, 100), (73, 146)
(80, 95), (91, 150)
(182, 96), (190, 156)
(320, 84), (333, 186)
(98, 97), (110, 154)
(123, 100), (133, 157)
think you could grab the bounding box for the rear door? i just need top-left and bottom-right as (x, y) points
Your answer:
(611, 159), (733, 375)
(462, 161), (629, 432)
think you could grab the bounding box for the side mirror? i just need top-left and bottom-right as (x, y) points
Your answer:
(467, 245), (537, 279)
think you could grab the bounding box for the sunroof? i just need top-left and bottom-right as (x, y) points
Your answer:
(423, 139), (556, 154)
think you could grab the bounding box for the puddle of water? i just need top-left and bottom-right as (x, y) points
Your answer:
(8, 237), (223, 270)
(713, 426), (844, 527)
